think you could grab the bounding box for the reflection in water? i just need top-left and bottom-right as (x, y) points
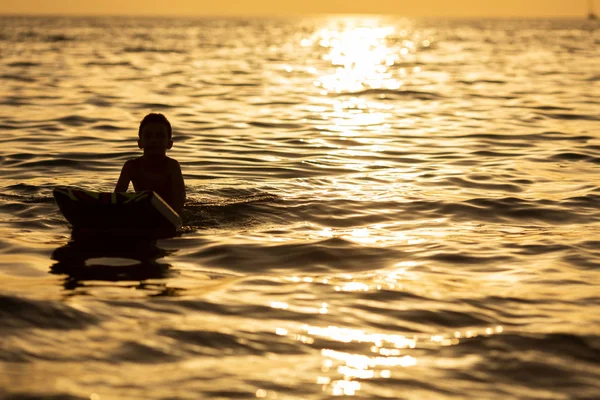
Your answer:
(310, 22), (410, 93)
(303, 20), (435, 186)
(274, 323), (504, 396)
(50, 236), (175, 292)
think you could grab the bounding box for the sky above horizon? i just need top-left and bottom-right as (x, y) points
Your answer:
(0, 0), (595, 17)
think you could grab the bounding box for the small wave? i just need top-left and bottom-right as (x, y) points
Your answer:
(109, 340), (180, 363)
(158, 328), (302, 356)
(454, 332), (600, 386)
(428, 252), (514, 265)
(460, 329), (600, 357)
(6, 158), (95, 169)
(445, 177), (524, 193)
(505, 242), (573, 257)
(6, 182), (41, 191)
(166, 83), (191, 89)
(181, 236), (400, 273)
(579, 240), (600, 250)
(84, 98), (114, 107)
(460, 131), (593, 143)
(46, 34), (74, 42)
(334, 88), (442, 100)
(397, 197), (593, 224)
(6, 61), (41, 68)
(470, 93), (518, 100)
(465, 197), (589, 223)
(538, 112), (599, 121)
(90, 123), (127, 131)
(0, 74), (36, 83)
(472, 150), (524, 158)
(0, 192), (54, 205)
(123, 46), (186, 54)
(0, 123), (20, 129)
(549, 152), (595, 161)
(16, 32), (76, 42)
(200, 79), (260, 87)
(563, 247), (600, 270)
(182, 190), (281, 228)
(562, 193), (600, 208)
(132, 102), (176, 109)
(2, 393), (86, 400)
(0, 97), (32, 106)
(54, 115), (102, 126)
(0, 294), (98, 332)
(84, 61), (134, 67)
(458, 79), (506, 85)
(358, 305), (494, 329)
(528, 105), (573, 111)
(159, 69), (186, 77)
(248, 121), (305, 129)
(251, 101), (301, 106)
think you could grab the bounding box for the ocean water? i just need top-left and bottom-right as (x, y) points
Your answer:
(1, 15), (599, 400)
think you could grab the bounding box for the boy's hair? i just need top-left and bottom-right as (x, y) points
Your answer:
(139, 113), (172, 139)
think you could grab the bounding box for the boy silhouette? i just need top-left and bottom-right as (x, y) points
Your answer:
(115, 113), (186, 214)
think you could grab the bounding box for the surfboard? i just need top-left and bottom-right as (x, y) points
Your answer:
(53, 186), (182, 237)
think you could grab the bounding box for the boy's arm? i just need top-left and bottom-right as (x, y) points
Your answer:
(170, 160), (186, 214)
(114, 161), (132, 192)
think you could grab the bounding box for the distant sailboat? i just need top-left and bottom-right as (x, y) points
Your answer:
(589, 0), (598, 20)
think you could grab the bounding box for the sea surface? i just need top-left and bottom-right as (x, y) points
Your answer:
(0, 15), (599, 400)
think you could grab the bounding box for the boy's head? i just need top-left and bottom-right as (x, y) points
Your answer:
(139, 113), (172, 139)
(138, 113), (173, 155)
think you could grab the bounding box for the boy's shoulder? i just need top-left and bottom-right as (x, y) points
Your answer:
(123, 156), (143, 168)
(123, 156), (180, 172)
(166, 156), (182, 171)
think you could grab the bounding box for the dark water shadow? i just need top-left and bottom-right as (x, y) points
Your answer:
(50, 235), (176, 291)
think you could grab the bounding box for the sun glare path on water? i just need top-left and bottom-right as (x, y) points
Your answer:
(305, 21), (423, 94)
(273, 321), (504, 396)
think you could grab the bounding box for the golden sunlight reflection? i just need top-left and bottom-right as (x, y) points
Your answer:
(285, 260), (423, 293)
(331, 379), (361, 396)
(270, 299), (329, 315)
(270, 301), (289, 309)
(305, 325), (417, 348)
(315, 225), (428, 247)
(299, 23), (434, 177)
(308, 23), (409, 93)
(273, 323), (504, 396)
(321, 349), (416, 396)
(322, 349), (417, 369)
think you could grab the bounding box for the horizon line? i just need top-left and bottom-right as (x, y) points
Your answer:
(0, 12), (593, 19)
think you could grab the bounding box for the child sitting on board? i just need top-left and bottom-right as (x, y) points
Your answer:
(115, 113), (186, 214)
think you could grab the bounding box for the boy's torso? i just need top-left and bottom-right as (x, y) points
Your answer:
(129, 156), (173, 202)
